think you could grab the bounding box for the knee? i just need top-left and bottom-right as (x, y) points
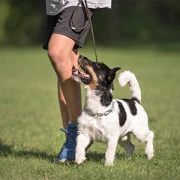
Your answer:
(48, 47), (69, 69)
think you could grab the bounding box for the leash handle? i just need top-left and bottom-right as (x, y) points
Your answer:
(72, 0), (98, 62)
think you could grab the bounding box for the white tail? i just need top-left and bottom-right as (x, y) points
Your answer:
(118, 71), (141, 103)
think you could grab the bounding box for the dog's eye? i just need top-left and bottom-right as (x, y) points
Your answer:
(101, 81), (106, 86)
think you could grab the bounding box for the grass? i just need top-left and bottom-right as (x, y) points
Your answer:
(0, 44), (180, 179)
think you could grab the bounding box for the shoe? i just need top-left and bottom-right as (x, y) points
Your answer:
(58, 123), (78, 162)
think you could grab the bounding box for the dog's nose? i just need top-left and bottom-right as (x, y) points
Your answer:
(79, 55), (84, 59)
(78, 55), (84, 64)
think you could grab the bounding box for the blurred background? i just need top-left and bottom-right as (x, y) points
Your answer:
(0, 2), (180, 178)
(0, 0), (180, 47)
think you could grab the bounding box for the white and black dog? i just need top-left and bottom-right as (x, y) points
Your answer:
(72, 55), (154, 166)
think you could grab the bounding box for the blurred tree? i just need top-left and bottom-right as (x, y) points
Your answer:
(0, 0), (9, 44)
(4, 0), (46, 45)
(93, 0), (180, 44)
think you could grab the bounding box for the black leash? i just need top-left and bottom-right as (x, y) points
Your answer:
(71, 0), (98, 62)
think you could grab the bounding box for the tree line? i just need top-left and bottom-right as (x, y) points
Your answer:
(0, 0), (180, 46)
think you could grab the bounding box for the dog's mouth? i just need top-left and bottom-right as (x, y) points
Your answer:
(72, 66), (90, 80)
(72, 55), (94, 84)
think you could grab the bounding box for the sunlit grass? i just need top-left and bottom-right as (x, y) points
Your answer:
(0, 45), (180, 179)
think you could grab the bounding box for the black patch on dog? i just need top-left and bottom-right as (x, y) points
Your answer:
(121, 98), (137, 116)
(117, 101), (127, 127)
(100, 91), (113, 107)
(94, 63), (117, 107)
(132, 97), (140, 104)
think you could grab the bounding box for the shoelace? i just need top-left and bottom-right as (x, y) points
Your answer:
(60, 127), (77, 141)
(60, 128), (68, 134)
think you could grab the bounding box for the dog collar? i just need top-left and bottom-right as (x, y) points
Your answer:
(84, 101), (115, 118)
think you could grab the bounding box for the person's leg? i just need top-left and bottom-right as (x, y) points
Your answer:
(57, 49), (81, 129)
(48, 34), (82, 123)
(43, 6), (94, 162)
(48, 34), (82, 161)
(57, 82), (69, 129)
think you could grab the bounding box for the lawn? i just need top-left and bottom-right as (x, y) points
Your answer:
(0, 44), (180, 179)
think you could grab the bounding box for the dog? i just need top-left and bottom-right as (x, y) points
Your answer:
(72, 55), (154, 166)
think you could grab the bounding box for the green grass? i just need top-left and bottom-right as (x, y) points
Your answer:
(0, 44), (180, 179)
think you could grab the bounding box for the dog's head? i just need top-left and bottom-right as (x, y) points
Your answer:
(72, 55), (121, 91)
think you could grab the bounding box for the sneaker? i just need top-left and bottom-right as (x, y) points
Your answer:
(58, 123), (78, 162)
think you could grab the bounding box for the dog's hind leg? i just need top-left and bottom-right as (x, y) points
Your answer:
(119, 133), (135, 158)
(132, 128), (154, 159)
(145, 130), (154, 159)
(75, 133), (91, 164)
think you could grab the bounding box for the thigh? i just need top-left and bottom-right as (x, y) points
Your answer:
(48, 34), (75, 56)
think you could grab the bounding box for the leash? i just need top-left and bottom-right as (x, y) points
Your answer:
(71, 0), (98, 62)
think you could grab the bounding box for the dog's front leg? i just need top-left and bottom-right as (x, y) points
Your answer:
(105, 139), (118, 166)
(75, 133), (90, 164)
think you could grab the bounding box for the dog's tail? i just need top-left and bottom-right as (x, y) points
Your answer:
(118, 71), (141, 103)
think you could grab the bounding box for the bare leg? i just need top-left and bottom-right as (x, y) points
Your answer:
(57, 82), (69, 129)
(57, 49), (81, 129)
(48, 34), (82, 125)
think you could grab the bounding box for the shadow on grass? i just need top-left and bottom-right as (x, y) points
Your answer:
(0, 139), (126, 165)
(86, 151), (126, 162)
(0, 139), (56, 162)
(86, 151), (105, 162)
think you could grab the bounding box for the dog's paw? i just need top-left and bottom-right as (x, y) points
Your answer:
(105, 159), (114, 166)
(75, 156), (86, 165)
(147, 152), (154, 160)
(105, 160), (114, 166)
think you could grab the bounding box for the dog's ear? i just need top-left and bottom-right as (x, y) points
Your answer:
(112, 67), (121, 74)
(108, 67), (121, 83)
